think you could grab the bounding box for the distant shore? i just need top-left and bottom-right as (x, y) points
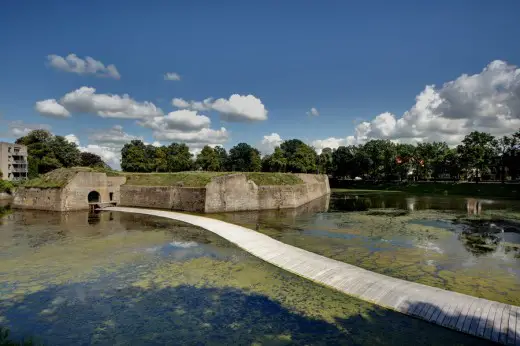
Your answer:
(330, 180), (520, 199)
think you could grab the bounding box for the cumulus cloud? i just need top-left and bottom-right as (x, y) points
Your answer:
(164, 72), (181, 81)
(139, 110), (211, 132)
(172, 94), (268, 122)
(88, 125), (143, 146)
(47, 54), (120, 79)
(257, 133), (283, 155)
(64, 134), (80, 145)
(153, 127), (229, 145)
(59, 87), (163, 119)
(311, 137), (356, 154)
(35, 99), (70, 118)
(313, 60), (520, 147)
(1, 120), (52, 138)
(307, 107), (319, 116)
(80, 144), (121, 169)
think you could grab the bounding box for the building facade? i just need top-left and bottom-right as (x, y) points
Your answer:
(0, 142), (28, 181)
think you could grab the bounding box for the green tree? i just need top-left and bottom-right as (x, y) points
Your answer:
(121, 140), (150, 172)
(280, 139), (317, 173)
(228, 143), (261, 172)
(154, 146), (168, 172)
(262, 147), (287, 172)
(331, 146), (354, 178)
(214, 146), (228, 171)
(80, 152), (105, 167)
(318, 147), (333, 174)
(457, 131), (498, 182)
(48, 136), (81, 168)
(395, 144), (415, 181)
(166, 143), (193, 172)
(195, 146), (221, 171)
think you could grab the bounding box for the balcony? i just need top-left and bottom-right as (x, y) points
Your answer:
(10, 167), (27, 173)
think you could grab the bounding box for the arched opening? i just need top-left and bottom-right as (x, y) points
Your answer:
(88, 191), (101, 203)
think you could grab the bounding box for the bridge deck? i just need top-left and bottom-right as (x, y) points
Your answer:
(104, 207), (519, 345)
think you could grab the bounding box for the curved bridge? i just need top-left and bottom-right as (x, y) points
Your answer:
(104, 207), (519, 345)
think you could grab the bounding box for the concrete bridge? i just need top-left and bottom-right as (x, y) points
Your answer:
(104, 206), (519, 345)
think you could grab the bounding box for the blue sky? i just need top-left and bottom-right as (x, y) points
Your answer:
(1, 0), (520, 168)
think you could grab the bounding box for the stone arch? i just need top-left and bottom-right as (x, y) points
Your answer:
(87, 191), (101, 203)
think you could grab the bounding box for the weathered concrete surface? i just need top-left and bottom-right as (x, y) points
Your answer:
(13, 187), (63, 211)
(119, 185), (206, 212)
(14, 172), (126, 211)
(104, 206), (520, 345)
(204, 173), (330, 213)
(0, 192), (12, 200)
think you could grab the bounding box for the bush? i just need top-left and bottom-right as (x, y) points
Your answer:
(0, 180), (14, 194)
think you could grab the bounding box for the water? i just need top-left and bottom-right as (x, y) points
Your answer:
(0, 197), (506, 345)
(211, 191), (520, 306)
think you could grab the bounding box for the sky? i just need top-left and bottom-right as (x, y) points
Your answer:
(1, 0), (520, 169)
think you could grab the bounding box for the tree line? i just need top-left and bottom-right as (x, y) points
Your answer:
(12, 128), (520, 182)
(121, 130), (520, 182)
(15, 130), (108, 178)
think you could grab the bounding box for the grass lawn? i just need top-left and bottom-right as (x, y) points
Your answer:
(22, 167), (96, 188)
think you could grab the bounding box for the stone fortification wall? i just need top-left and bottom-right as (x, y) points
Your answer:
(13, 187), (63, 211)
(204, 173), (330, 213)
(13, 171), (127, 211)
(119, 185), (206, 212)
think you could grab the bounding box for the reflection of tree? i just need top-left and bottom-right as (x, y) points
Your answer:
(465, 198), (482, 216)
(459, 232), (500, 256)
(330, 196), (372, 212)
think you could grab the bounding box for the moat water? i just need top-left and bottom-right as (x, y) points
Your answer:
(1, 192), (519, 345)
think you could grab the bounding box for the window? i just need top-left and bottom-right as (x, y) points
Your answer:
(109, 192), (114, 201)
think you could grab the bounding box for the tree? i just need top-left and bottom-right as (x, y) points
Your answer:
(262, 147), (287, 172)
(214, 146), (228, 171)
(228, 143), (261, 172)
(154, 146), (168, 172)
(166, 143), (193, 172)
(80, 152), (105, 167)
(195, 146), (221, 171)
(48, 136), (81, 168)
(121, 140), (150, 172)
(331, 146), (354, 178)
(15, 129), (81, 177)
(318, 147), (333, 174)
(280, 139), (317, 173)
(458, 131), (498, 182)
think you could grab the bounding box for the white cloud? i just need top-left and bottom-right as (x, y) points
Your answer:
(153, 127), (229, 145)
(60, 87), (163, 119)
(47, 54), (121, 79)
(164, 72), (181, 81)
(88, 125), (143, 146)
(138, 110), (211, 132)
(307, 107), (319, 116)
(311, 137), (356, 154)
(312, 60), (520, 147)
(172, 94), (268, 122)
(35, 99), (71, 118)
(258, 133), (283, 155)
(64, 134), (80, 145)
(172, 97), (213, 112)
(212, 94), (268, 122)
(1, 120), (52, 138)
(80, 144), (121, 169)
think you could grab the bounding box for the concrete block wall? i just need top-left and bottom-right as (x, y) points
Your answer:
(13, 187), (63, 211)
(119, 185), (206, 212)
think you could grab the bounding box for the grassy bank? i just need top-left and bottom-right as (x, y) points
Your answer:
(124, 172), (304, 187)
(331, 181), (520, 199)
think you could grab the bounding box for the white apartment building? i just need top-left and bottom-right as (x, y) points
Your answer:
(0, 142), (28, 181)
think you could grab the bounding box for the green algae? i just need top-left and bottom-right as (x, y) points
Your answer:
(0, 210), (486, 345)
(207, 206), (520, 305)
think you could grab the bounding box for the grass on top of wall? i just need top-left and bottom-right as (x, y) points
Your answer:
(22, 167), (96, 188)
(123, 172), (230, 187)
(123, 172), (305, 187)
(245, 172), (304, 186)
